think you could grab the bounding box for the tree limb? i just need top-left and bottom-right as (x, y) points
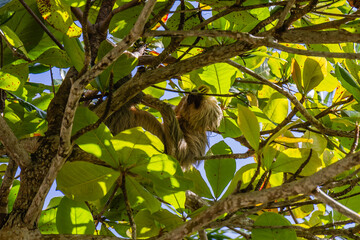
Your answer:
(23, 0), (158, 227)
(0, 116), (31, 168)
(157, 150), (360, 240)
(313, 187), (360, 223)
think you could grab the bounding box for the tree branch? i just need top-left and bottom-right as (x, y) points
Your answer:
(0, 116), (31, 168)
(23, 0), (158, 227)
(313, 187), (360, 223)
(225, 60), (354, 138)
(157, 151), (360, 240)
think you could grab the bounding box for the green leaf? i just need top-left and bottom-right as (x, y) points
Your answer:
(72, 107), (118, 167)
(57, 161), (120, 201)
(184, 168), (213, 199)
(56, 197), (94, 235)
(130, 154), (178, 180)
(36, 48), (72, 68)
(0, 25), (28, 57)
(271, 149), (322, 176)
(291, 58), (302, 93)
(109, 5), (142, 38)
(303, 57), (327, 93)
(152, 209), (183, 231)
(37, 0), (81, 37)
(111, 127), (164, 166)
(223, 163), (262, 198)
(160, 190), (186, 211)
(0, 63), (28, 91)
(126, 176), (161, 213)
(38, 197), (62, 234)
(237, 104), (260, 151)
(153, 174), (193, 195)
(7, 180), (20, 212)
(134, 210), (160, 238)
(62, 0), (86, 7)
(0, 2), (44, 66)
(96, 41), (138, 91)
(205, 141), (236, 199)
(63, 35), (84, 72)
(143, 81), (167, 99)
(335, 63), (360, 103)
(199, 63), (237, 95)
(252, 212), (297, 240)
(218, 117), (242, 138)
(262, 92), (288, 129)
(333, 186), (360, 221)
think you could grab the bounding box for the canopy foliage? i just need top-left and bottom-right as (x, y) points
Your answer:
(1, 0), (360, 239)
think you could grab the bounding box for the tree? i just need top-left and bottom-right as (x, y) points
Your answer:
(1, 0), (360, 239)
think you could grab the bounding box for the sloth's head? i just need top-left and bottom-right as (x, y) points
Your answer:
(175, 85), (223, 132)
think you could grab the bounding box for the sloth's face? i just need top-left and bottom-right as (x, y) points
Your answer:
(175, 93), (223, 132)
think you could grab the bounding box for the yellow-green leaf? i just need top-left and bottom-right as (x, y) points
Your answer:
(291, 58), (302, 93)
(0, 63), (28, 91)
(275, 136), (314, 144)
(303, 57), (327, 93)
(37, 0), (81, 37)
(237, 104), (260, 151)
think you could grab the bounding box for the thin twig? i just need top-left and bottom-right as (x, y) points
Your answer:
(286, 149), (313, 183)
(227, 227), (250, 240)
(49, 66), (56, 95)
(274, 0), (296, 30)
(225, 60), (354, 138)
(195, 151), (254, 161)
(71, 72), (114, 142)
(244, 154), (261, 192)
(78, 0), (92, 76)
(94, 180), (120, 229)
(266, 40), (360, 59)
(121, 174), (136, 240)
(349, 122), (359, 154)
(198, 229), (208, 240)
(313, 187), (360, 223)
(18, 0), (64, 50)
(0, 30), (31, 61)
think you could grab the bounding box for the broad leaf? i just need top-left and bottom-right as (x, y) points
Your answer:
(302, 57), (327, 93)
(56, 197), (94, 235)
(205, 141), (236, 199)
(152, 209), (183, 231)
(111, 127), (164, 166)
(72, 107), (118, 168)
(252, 212), (297, 240)
(57, 161), (120, 201)
(237, 104), (260, 151)
(37, 0), (81, 37)
(271, 149), (322, 176)
(335, 63), (360, 103)
(130, 154), (178, 180)
(38, 197), (62, 234)
(184, 168), (213, 199)
(0, 62), (28, 91)
(199, 63), (237, 95)
(134, 210), (160, 238)
(126, 176), (161, 214)
(262, 92), (288, 130)
(63, 35), (84, 72)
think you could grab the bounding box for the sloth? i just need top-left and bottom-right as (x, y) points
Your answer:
(105, 85), (223, 169)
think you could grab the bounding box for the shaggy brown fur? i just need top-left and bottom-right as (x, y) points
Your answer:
(105, 87), (223, 169)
